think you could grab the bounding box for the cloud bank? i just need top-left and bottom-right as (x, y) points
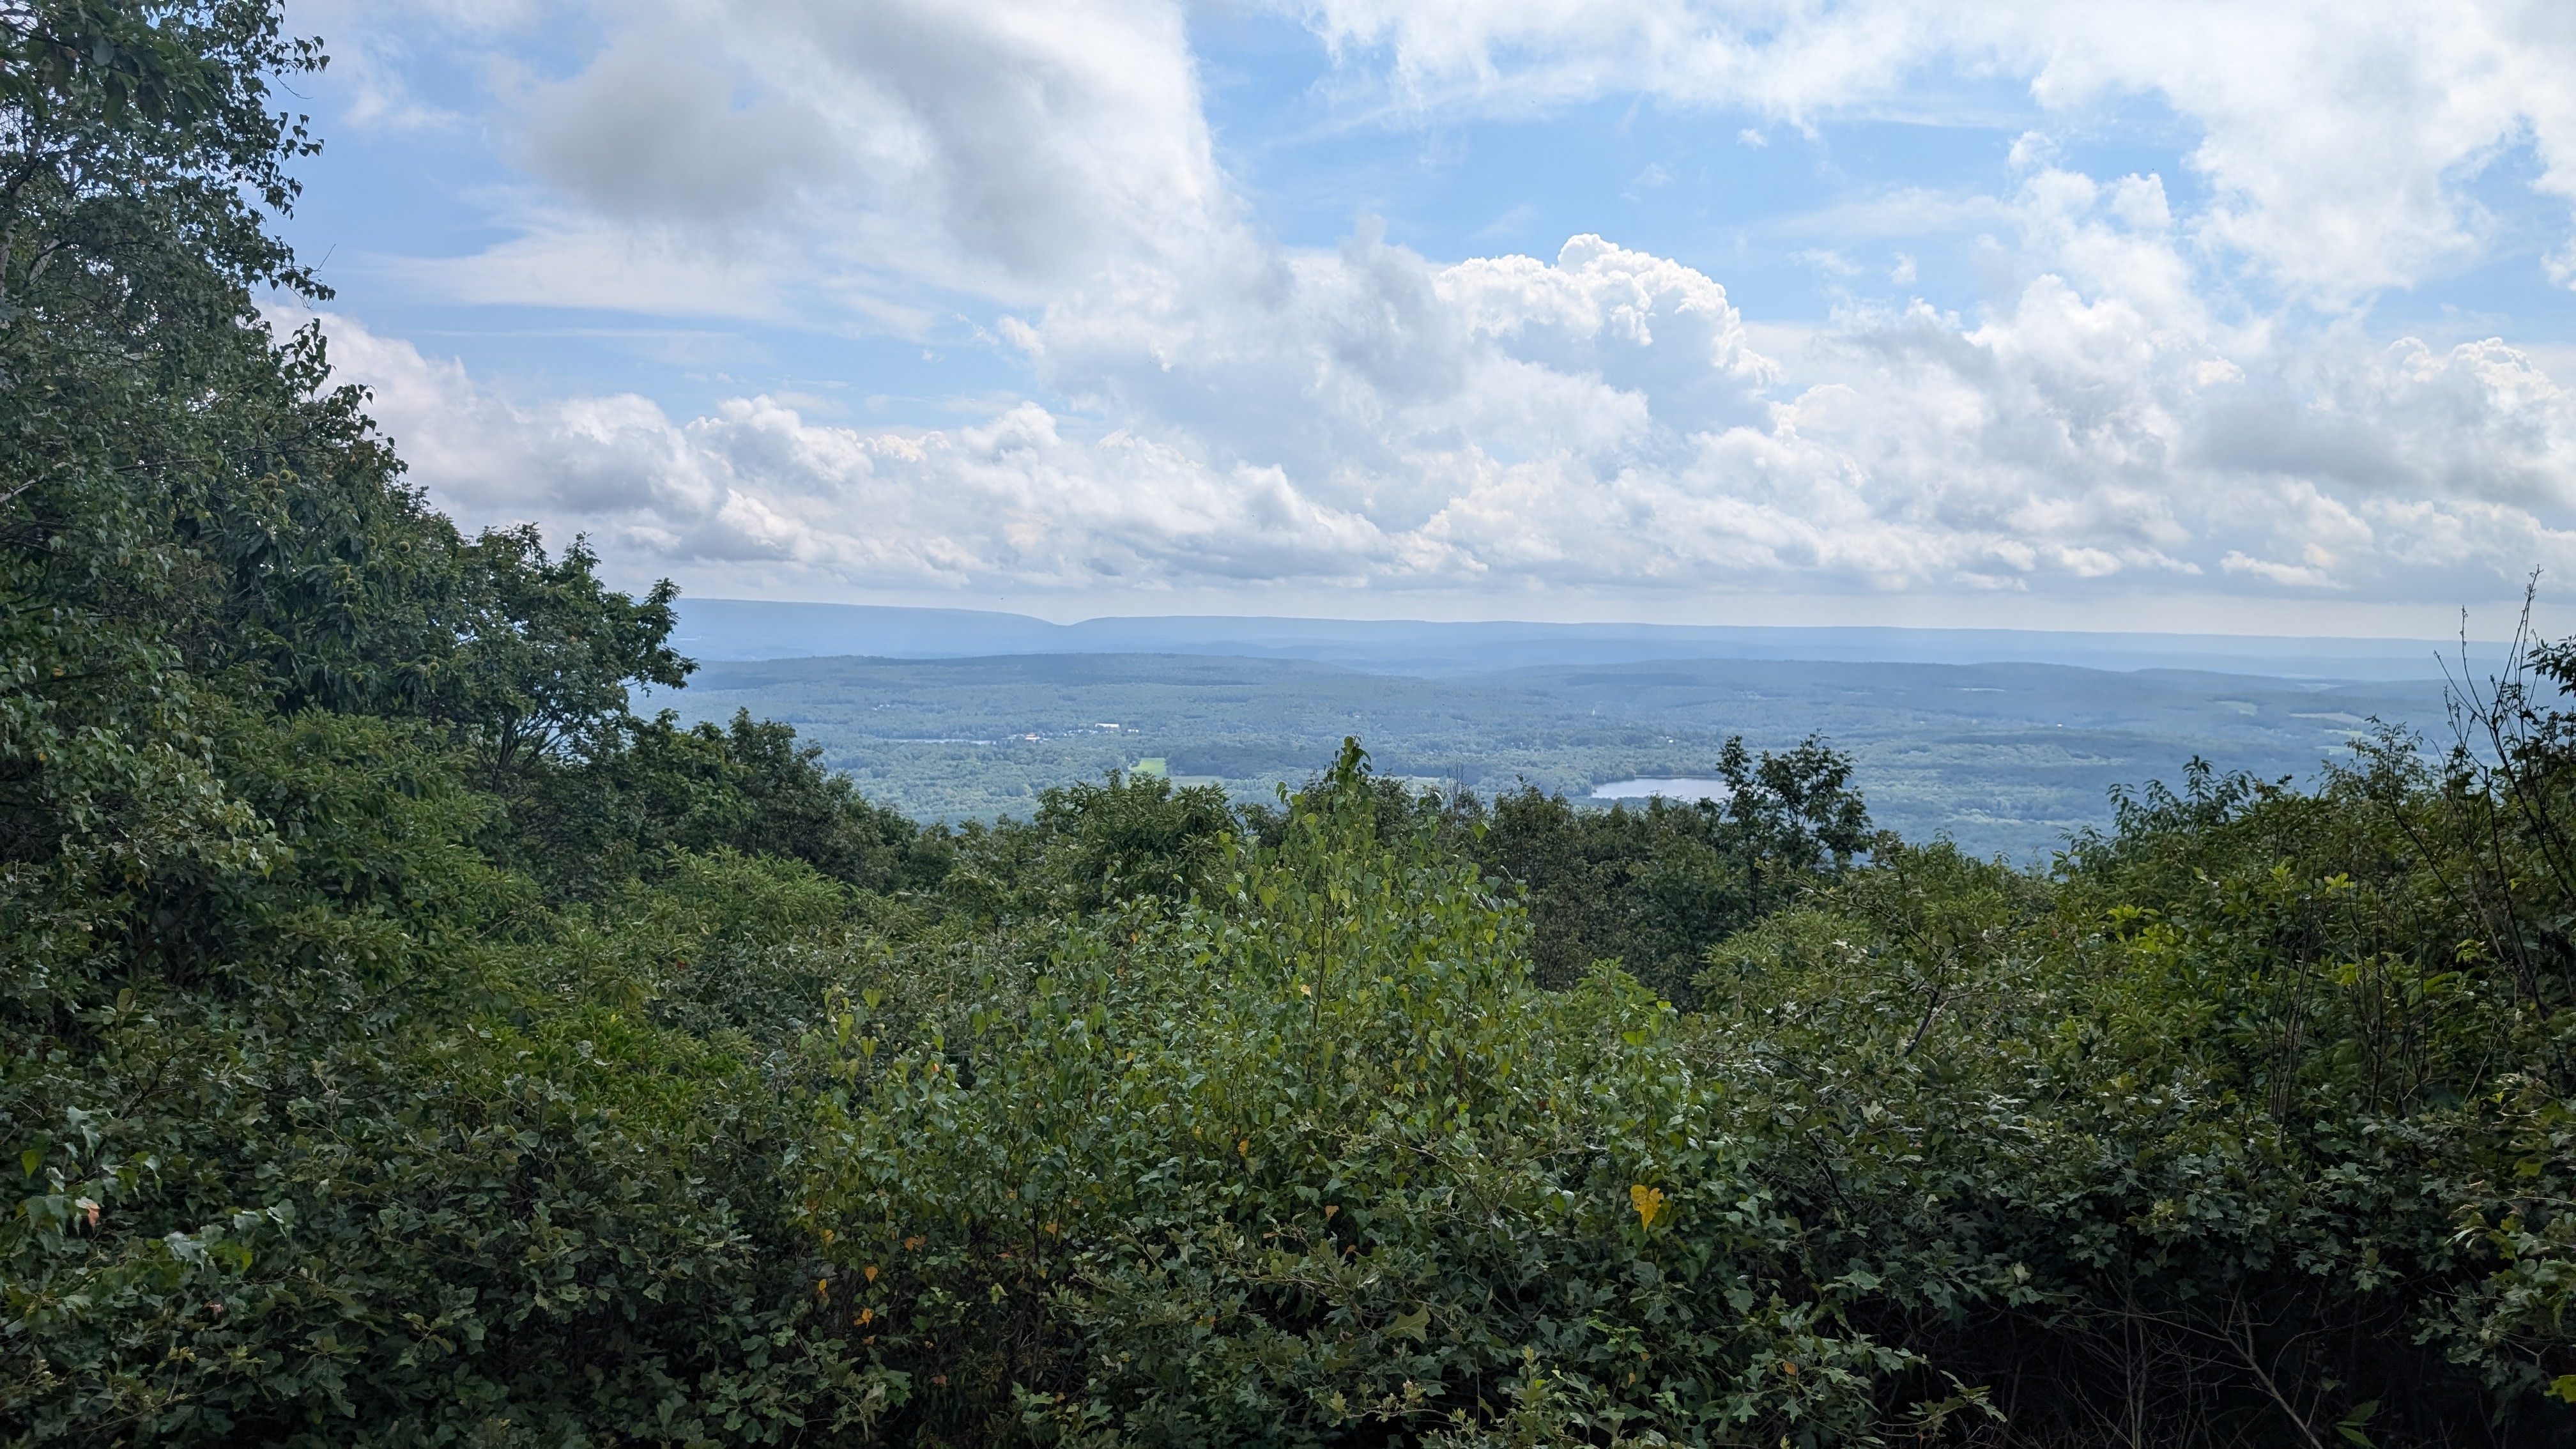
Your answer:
(307, 0), (2576, 622)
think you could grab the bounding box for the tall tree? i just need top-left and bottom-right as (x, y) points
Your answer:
(2, 0), (346, 992)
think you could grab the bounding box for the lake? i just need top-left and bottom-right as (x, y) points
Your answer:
(1591, 778), (1733, 803)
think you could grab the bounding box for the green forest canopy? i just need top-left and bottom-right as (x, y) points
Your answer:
(8, 5), (2576, 1445)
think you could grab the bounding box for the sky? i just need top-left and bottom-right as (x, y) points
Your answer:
(273, 0), (2576, 636)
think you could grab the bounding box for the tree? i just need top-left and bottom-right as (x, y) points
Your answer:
(1713, 731), (1874, 915)
(447, 525), (691, 789)
(2, 0), (339, 998)
(1466, 734), (1875, 1004)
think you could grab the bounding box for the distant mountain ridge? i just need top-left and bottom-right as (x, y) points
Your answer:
(672, 598), (2490, 681)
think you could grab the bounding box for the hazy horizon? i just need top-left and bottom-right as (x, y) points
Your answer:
(664, 596), (2516, 682)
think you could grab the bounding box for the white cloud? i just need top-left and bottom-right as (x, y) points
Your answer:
(1280, 0), (2576, 302)
(401, 220), (802, 319)
(377, 2), (2576, 311)
(302, 0), (2576, 620)
(311, 310), (1416, 590)
(305, 186), (2576, 609)
(1013, 231), (1777, 524)
(2223, 550), (2341, 589)
(292, 0), (534, 130)
(364, 0), (2576, 326)
(398, 0), (1230, 317)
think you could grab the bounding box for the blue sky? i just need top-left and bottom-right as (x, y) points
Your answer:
(277, 1), (2576, 636)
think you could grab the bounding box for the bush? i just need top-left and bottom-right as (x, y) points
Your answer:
(804, 751), (1912, 1447)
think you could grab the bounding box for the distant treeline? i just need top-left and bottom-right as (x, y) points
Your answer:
(671, 648), (2453, 861)
(10, 5), (2576, 1446)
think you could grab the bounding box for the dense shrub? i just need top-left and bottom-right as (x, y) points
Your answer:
(801, 750), (1910, 1448)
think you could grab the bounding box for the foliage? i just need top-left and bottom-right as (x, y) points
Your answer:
(451, 525), (691, 790)
(804, 747), (1909, 1448)
(13, 5), (2576, 1445)
(1689, 743), (2576, 1445)
(511, 707), (954, 901)
(1459, 733), (1874, 1004)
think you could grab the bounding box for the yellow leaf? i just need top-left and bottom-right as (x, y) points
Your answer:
(1630, 1184), (1666, 1230)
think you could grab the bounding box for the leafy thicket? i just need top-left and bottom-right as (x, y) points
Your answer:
(1460, 735), (1873, 1004)
(9, 5), (2576, 1446)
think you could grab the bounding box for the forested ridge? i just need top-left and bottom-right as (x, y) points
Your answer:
(8, 6), (2576, 1446)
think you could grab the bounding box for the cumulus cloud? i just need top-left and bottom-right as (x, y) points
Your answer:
(404, 0), (1229, 315)
(378, 0), (2576, 316)
(310, 185), (2576, 606)
(1282, 0), (2576, 302)
(1018, 229), (1775, 516)
(314, 310), (1414, 590)
(303, 0), (2576, 616)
